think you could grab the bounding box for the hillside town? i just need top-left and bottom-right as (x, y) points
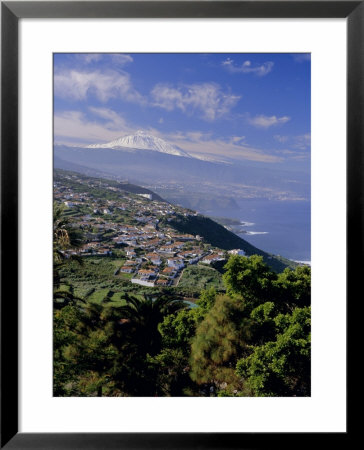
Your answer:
(54, 171), (245, 288)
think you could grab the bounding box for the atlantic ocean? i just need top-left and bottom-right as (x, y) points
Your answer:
(205, 198), (311, 263)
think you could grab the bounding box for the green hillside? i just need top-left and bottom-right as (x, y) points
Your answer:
(165, 214), (296, 272)
(54, 169), (166, 203)
(118, 181), (166, 202)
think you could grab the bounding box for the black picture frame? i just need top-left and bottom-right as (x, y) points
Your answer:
(1, 1), (358, 448)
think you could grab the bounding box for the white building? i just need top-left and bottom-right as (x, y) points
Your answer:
(120, 266), (134, 274)
(167, 258), (185, 270)
(137, 193), (152, 200)
(228, 249), (246, 256)
(201, 254), (225, 265)
(131, 278), (155, 287)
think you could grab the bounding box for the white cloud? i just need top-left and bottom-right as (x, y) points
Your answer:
(248, 114), (291, 128)
(151, 82), (240, 120)
(230, 136), (246, 144)
(74, 54), (103, 64)
(110, 54), (134, 66)
(54, 109), (133, 144)
(222, 58), (274, 76)
(274, 135), (289, 143)
(54, 66), (240, 121)
(166, 130), (281, 163)
(292, 133), (311, 150)
(71, 53), (133, 66)
(88, 107), (130, 130)
(54, 69), (144, 104)
(293, 54), (311, 63)
(274, 133), (310, 150)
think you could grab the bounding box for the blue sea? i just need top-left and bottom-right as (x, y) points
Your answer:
(205, 199), (311, 263)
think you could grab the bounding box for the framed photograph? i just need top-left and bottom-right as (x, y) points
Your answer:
(1, 1), (357, 448)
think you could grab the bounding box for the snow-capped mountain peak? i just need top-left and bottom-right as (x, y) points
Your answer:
(87, 131), (191, 158)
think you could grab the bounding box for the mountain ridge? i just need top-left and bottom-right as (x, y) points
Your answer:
(86, 130), (191, 158)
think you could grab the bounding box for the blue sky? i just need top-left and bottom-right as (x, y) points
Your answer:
(54, 53), (310, 170)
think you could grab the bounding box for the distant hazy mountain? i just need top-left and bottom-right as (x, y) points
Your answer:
(55, 145), (307, 196)
(54, 144), (248, 186)
(86, 130), (191, 158)
(53, 155), (115, 179)
(54, 130), (310, 205)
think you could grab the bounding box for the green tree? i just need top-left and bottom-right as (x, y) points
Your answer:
(223, 255), (276, 308)
(54, 303), (119, 396)
(236, 306), (311, 396)
(274, 266), (311, 308)
(53, 203), (84, 308)
(53, 203), (83, 267)
(153, 289), (218, 396)
(159, 287), (217, 352)
(223, 255), (311, 312)
(53, 305), (82, 395)
(95, 294), (189, 396)
(248, 301), (277, 345)
(147, 347), (195, 396)
(189, 295), (250, 394)
(196, 287), (217, 313)
(159, 308), (199, 352)
(118, 294), (187, 356)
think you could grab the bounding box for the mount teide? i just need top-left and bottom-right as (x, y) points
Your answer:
(86, 130), (192, 158)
